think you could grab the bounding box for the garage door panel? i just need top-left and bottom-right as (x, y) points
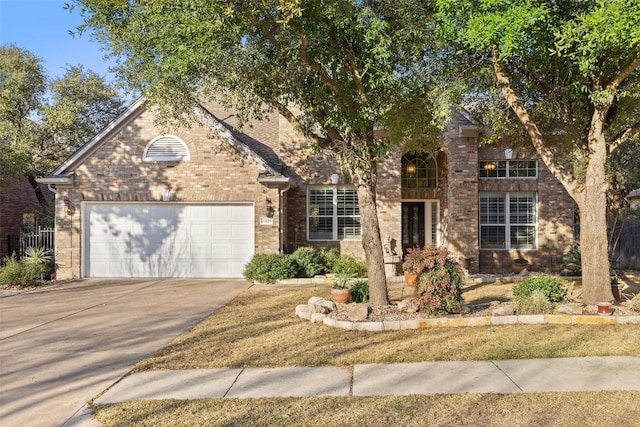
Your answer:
(85, 203), (254, 278)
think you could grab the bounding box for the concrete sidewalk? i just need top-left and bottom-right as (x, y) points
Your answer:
(94, 356), (640, 405)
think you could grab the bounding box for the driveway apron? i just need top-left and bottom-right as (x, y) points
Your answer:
(0, 278), (249, 427)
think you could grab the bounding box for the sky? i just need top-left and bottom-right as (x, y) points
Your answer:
(0, 0), (118, 82)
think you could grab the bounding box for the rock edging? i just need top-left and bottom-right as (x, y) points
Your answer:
(295, 298), (640, 331)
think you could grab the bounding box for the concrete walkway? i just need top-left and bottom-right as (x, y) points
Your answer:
(95, 356), (640, 404)
(0, 278), (250, 427)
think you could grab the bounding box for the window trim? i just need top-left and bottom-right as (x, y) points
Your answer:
(307, 185), (361, 241)
(479, 160), (538, 179)
(401, 152), (438, 189)
(143, 135), (190, 162)
(479, 192), (538, 250)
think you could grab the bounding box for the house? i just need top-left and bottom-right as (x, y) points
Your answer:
(37, 97), (575, 280)
(0, 176), (46, 260)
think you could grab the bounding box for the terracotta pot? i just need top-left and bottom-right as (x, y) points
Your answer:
(404, 271), (417, 286)
(512, 259), (529, 274)
(597, 302), (612, 316)
(331, 289), (351, 304)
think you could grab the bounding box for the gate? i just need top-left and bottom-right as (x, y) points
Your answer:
(21, 227), (55, 257)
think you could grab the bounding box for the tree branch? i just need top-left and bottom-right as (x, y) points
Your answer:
(492, 47), (578, 196)
(604, 57), (640, 95)
(288, 23), (356, 112)
(340, 36), (368, 104)
(609, 119), (640, 153)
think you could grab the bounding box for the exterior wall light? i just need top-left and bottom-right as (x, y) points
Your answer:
(330, 173), (340, 185)
(483, 162), (497, 170)
(162, 189), (171, 202)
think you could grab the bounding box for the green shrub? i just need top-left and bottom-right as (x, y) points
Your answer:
(350, 280), (369, 303)
(319, 248), (340, 272)
(290, 247), (325, 278)
(0, 255), (49, 288)
(411, 246), (465, 315)
(243, 254), (297, 283)
(23, 247), (53, 265)
(514, 289), (552, 314)
(512, 276), (566, 302)
(560, 247), (581, 276)
(332, 255), (367, 278)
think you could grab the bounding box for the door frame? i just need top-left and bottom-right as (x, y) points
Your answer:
(401, 199), (440, 254)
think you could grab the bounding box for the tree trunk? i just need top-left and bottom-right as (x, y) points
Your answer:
(575, 122), (613, 304)
(354, 175), (390, 306)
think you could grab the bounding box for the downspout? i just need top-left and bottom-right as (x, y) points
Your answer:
(279, 184), (292, 253)
(47, 184), (59, 280)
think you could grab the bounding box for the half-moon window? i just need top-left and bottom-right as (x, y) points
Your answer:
(401, 152), (437, 189)
(143, 135), (190, 162)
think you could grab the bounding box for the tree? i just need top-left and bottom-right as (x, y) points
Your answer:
(0, 45), (125, 214)
(437, 0), (640, 303)
(0, 45), (46, 182)
(72, 0), (446, 305)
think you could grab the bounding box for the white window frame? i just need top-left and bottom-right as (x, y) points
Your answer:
(307, 185), (361, 241)
(479, 192), (538, 250)
(479, 160), (538, 178)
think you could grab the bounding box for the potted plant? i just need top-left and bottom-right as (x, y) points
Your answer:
(512, 257), (529, 274)
(330, 276), (351, 304)
(402, 246), (422, 286)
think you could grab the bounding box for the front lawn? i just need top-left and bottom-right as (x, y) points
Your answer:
(134, 288), (640, 370)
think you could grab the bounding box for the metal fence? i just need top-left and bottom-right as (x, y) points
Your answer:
(21, 227), (55, 258)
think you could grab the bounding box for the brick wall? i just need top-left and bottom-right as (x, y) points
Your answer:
(53, 107), (282, 279)
(0, 177), (43, 260)
(442, 120), (480, 273)
(476, 145), (574, 273)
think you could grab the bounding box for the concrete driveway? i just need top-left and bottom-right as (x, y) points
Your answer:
(0, 278), (250, 427)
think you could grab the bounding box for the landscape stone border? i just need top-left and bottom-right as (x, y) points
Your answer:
(295, 304), (640, 331)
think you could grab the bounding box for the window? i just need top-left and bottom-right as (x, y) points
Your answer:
(143, 135), (190, 162)
(402, 152), (437, 189)
(479, 160), (537, 178)
(308, 186), (360, 240)
(480, 192), (537, 249)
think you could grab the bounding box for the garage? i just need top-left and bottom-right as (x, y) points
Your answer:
(83, 202), (255, 278)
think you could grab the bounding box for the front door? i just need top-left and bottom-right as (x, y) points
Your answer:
(402, 202), (425, 254)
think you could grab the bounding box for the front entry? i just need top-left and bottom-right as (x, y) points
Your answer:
(402, 200), (440, 254)
(402, 202), (425, 254)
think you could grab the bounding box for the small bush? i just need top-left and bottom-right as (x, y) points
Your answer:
(513, 276), (566, 302)
(332, 255), (367, 278)
(410, 246), (465, 315)
(290, 247), (325, 278)
(243, 254), (297, 283)
(350, 280), (369, 303)
(514, 289), (552, 314)
(560, 247), (581, 276)
(0, 255), (49, 288)
(319, 248), (341, 272)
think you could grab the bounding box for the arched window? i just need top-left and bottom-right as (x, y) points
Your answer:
(401, 152), (437, 189)
(143, 135), (190, 162)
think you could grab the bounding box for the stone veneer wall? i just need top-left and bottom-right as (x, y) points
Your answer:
(53, 107), (281, 280)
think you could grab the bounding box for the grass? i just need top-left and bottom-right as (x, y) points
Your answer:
(134, 288), (640, 371)
(94, 392), (640, 426)
(95, 285), (640, 426)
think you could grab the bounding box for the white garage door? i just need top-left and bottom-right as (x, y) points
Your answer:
(84, 203), (254, 278)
